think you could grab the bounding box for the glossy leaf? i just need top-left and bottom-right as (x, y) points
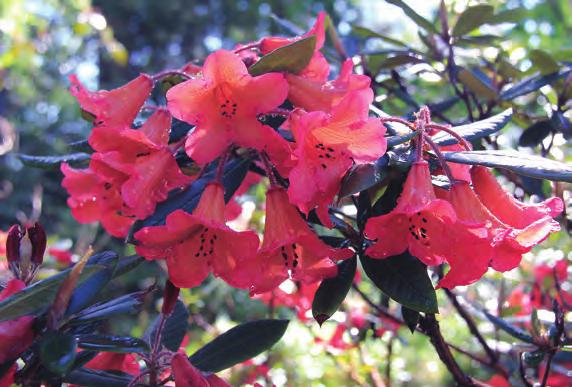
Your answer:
(39, 332), (78, 376)
(432, 108), (513, 146)
(387, 131), (418, 148)
(18, 153), (90, 170)
(0, 265), (103, 322)
(401, 306), (420, 333)
(518, 120), (553, 147)
(360, 253), (438, 314)
(386, 0), (439, 34)
(66, 251), (118, 316)
(339, 157), (388, 198)
(65, 368), (134, 387)
(442, 150), (572, 182)
(452, 5), (494, 37)
(489, 8), (528, 24)
(67, 140), (93, 153)
(378, 54), (425, 69)
(456, 67), (497, 100)
(249, 36), (316, 76)
(482, 310), (535, 344)
(500, 68), (572, 100)
(312, 257), (357, 325)
(351, 25), (409, 48)
(189, 319), (289, 373)
(112, 255), (145, 279)
(530, 49), (559, 75)
(145, 300), (189, 352)
(77, 334), (150, 354)
(69, 289), (148, 323)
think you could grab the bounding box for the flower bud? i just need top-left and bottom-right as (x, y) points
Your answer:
(27, 222), (46, 266)
(161, 280), (180, 316)
(6, 225), (23, 263)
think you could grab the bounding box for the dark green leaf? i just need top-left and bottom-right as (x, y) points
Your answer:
(189, 319), (289, 373)
(442, 150), (572, 182)
(551, 111), (572, 139)
(360, 252), (438, 314)
(427, 98), (459, 114)
(452, 5), (494, 37)
(77, 334), (150, 354)
(312, 257), (357, 325)
(69, 290), (148, 323)
(339, 157), (388, 198)
(401, 306), (420, 333)
(0, 265), (104, 322)
(482, 310), (535, 343)
(112, 255), (145, 278)
(518, 120), (553, 147)
(500, 68), (572, 100)
(489, 8), (528, 24)
(65, 368), (134, 387)
(18, 153), (91, 170)
(386, 0), (439, 34)
(145, 300), (189, 351)
(129, 157), (250, 237)
(456, 67), (497, 100)
(66, 251), (118, 316)
(456, 34), (501, 46)
(39, 332), (78, 376)
(387, 131), (418, 148)
(378, 54), (425, 69)
(249, 36), (316, 76)
(432, 108), (513, 146)
(67, 140), (93, 153)
(530, 49), (559, 75)
(351, 25), (409, 48)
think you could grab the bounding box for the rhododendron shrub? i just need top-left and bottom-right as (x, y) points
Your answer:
(3, 6), (572, 387)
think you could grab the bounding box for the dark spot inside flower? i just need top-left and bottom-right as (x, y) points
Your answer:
(327, 147), (335, 152)
(321, 164), (327, 169)
(195, 253), (200, 257)
(421, 228), (427, 234)
(293, 260), (299, 268)
(422, 218), (428, 223)
(104, 182), (112, 190)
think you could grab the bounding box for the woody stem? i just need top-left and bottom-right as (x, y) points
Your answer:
(423, 134), (456, 184)
(259, 152), (279, 187)
(425, 123), (472, 150)
(380, 117), (416, 131)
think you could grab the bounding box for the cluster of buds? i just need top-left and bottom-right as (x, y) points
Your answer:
(6, 222), (46, 284)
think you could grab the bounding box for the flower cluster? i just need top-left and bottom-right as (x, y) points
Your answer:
(61, 13), (562, 295)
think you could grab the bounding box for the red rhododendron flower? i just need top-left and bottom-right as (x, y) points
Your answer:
(70, 74), (153, 149)
(0, 363), (15, 387)
(61, 163), (134, 237)
(166, 49), (290, 165)
(288, 89), (386, 226)
(259, 12), (329, 82)
(0, 279), (34, 363)
(225, 171), (262, 221)
(471, 166), (563, 228)
(365, 161), (456, 266)
(134, 182), (260, 288)
(242, 187), (352, 294)
(171, 353), (230, 387)
(286, 59), (371, 112)
(534, 258), (568, 286)
(48, 247), (73, 266)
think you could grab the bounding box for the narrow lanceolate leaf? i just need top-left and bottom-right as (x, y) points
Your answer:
(386, 0), (439, 34)
(77, 334), (150, 354)
(145, 300), (189, 351)
(351, 25), (409, 48)
(68, 289), (149, 324)
(0, 265), (104, 322)
(489, 8), (528, 24)
(442, 150), (572, 182)
(249, 36), (316, 76)
(432, 108), (513, 146)
(387, 131), (418, 148)
(456, 67), (497, 100)
(518, 120), (553, 147)
(18, 153), (91, 170)
(39, 332), (78, 376)
(339, 157), (388, 198)
(189, 319), (289, 373)
(312, 257), (357, 325)
(360, 253), (438, 314)
(377, 54), (425, 69)
(500, 68), (572, 100)
(482, 310), (535, 344)
(65, 368), (134, 387)
(452, 5), (494, 37)
(529, 49), (559, 76)
(401, 306), (420, 333)
(67, 140), (93, 153)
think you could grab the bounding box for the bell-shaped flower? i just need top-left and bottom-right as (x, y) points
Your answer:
(471, 166), (563, 227)
(171, 353), (230, 387)
(365, 161), (456, 266)
(242, 187), (353, 294)
(288, 89), (386, 226)
(286, 59), (371, 112)
(134, 183), (260, 288)
(69, 74), (153, 151)
(167, 49), (290, 165)
(0, 279), (35, 363)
